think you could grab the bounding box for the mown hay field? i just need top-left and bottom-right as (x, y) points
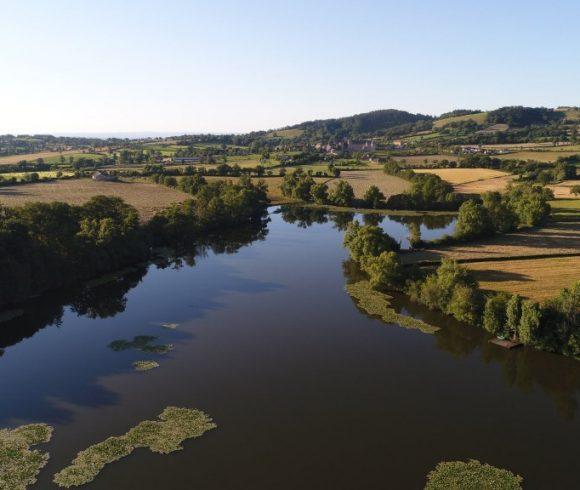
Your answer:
(497, 150), (580, 163)
(454, 175), (516, 194)
(332, 170), (410, 199)
(466, 256), (580, 302)
(413, 168), (509, 184)
(0, 178), (190, 221)
(204, 175), (330, 204)
(547, 181), (579, 198)
(405, 221), (580, 264)
(0, 151), (101, 165)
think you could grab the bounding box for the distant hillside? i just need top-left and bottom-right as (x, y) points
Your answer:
(283, 109), (432, 138)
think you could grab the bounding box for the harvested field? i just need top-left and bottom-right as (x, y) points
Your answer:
(332, 170), (410, 199)
(497, 150), (580, 163)
(548, 181), (580, 198)
(404, 221), (580, 263)
(0, 178), (190, 221)
(454, 175), (516, 194)
(204, 175), (329, 204)
(413, 168), (509, 184)
(0, 150), (97, 165)
(466, 256), (580, 302)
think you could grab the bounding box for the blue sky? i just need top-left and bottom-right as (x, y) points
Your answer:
(1, 0), (578, 134)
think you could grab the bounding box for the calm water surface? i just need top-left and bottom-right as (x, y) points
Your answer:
(0, 207), (578, 489)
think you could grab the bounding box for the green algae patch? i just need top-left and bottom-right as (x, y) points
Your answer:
(425, 459), (523, 489)
(132, 360), (160, 371)
(108, 335), (174, 354)
(0, 423), (53, 490)
(346, 281), (439, 334)
(53, 407), (216, 488)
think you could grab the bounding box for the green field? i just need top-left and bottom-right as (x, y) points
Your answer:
(266, 128), (304, 138)
(400, 132), (441, 143)
(561, 107), (580, 121)
(433, 112), (488, 129)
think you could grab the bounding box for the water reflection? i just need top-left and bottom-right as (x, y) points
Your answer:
(278, 205), (456, 248)
(342, 259), (580, 420)
(0, 220), (271, 423)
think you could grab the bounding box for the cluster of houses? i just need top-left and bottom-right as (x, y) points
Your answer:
(315, 139), (377, 155)
(460, 145), (510, 155)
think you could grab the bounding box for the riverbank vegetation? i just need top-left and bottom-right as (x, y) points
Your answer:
(0, 176), (269, 309)
(53, 406), (216, 488)
(344, 220), (580, 359)
(346, 280), (439, 334)
(0, 423), (53, 490)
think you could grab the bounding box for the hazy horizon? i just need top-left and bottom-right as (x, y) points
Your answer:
(2, 0), (579, 134)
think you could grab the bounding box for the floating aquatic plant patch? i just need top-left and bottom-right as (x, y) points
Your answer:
(0, 423), (53, 490)
(346, 281), (439, 334)
(160, 322), (179, 329)
(132, 360), (160, 371)
(53, 407), (216, 488)
(108, 335), (173, 354)
(425, 459), (523, 489)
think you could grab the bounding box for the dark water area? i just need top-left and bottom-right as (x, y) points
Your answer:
(0, 207), (578, 489)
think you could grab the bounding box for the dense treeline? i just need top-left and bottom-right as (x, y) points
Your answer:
(279, 169), (356, 207)
(486, 106), (565, 127)
(457, 154), (578, 184)
(287, 109), (431, 140)
(343, 223), (580, 359)
(452, 184), (552, 242)
(0, 177), (269, 308)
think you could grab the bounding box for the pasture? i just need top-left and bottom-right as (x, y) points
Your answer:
(266, 128), (304, 138)
(466, 256), (580, 302)
(0, 178), (190, 221)
(433, 112), (488, 129)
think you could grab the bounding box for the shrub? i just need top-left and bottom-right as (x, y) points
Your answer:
(329, 180), (355, 207)
(483, 293), (511, 336)
(482, 191), (518, 233)
(360, 251), (403, 290)
(518, 300), (542, 344)
(505, 294), (522, 338)
(455, 200), (493, 239)
(343, 221), (399, 261)
(448, 283), (483, 324)
(310, 183), (329, 204)
(505, 183), (552, 227)
(363, 185), (386, 209)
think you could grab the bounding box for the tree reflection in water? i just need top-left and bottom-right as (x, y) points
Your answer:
(0, 220), (269, 355)
(341, 255), (580, 420)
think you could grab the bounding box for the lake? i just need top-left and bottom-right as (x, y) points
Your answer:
(0, 206), (578, 489)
